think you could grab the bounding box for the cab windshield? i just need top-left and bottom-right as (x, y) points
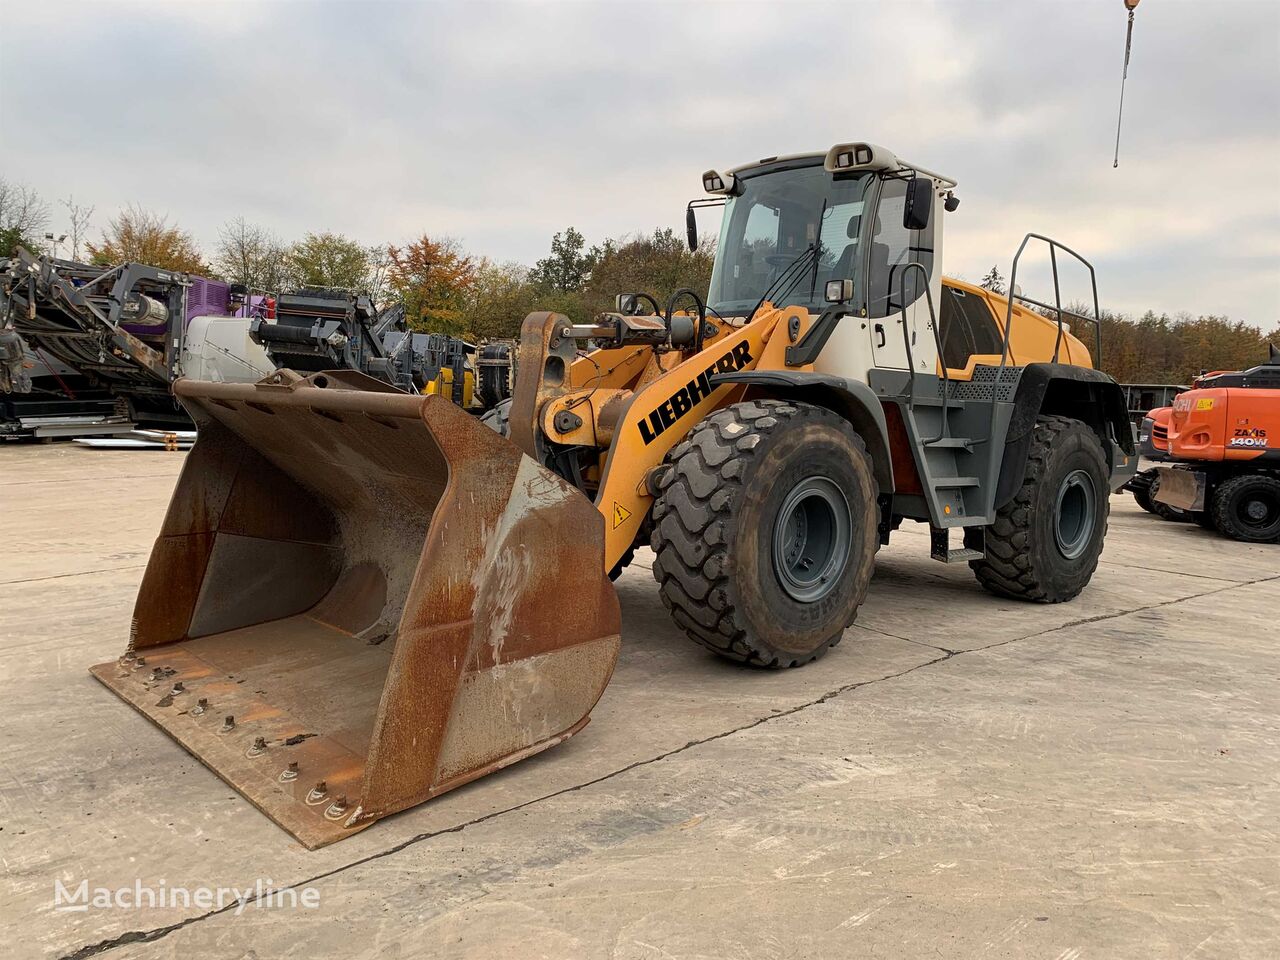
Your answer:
(707, 162), (870, 317)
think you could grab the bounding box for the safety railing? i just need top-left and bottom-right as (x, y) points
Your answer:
(998, 233), (1102, 369)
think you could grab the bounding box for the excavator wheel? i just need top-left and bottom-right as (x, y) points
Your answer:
(650, 399), (878, 668)
(971, 415), (1109, 603)
(1189, 510), (1218, 532)
(1211, 474), (1280, 543)
(1146, 470), (1190, 522)
(1126, 467), (1158, 514)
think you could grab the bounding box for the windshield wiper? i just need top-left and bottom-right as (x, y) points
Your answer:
(744, 245), (818, 325)
(744, 198), (828, 324)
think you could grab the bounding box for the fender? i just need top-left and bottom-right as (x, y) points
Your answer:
(995, 363), (1135, 507)
(708, 369), (895, 494)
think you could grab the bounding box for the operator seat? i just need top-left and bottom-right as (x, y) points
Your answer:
(830, 214), (862, 282)
(867, 215), (893, 316)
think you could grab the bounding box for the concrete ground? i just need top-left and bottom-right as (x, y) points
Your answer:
(1, 443), (1277, 960)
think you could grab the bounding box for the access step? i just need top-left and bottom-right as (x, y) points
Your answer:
(929, 525), (985, 563)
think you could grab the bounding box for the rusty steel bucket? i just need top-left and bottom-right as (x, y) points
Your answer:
(91, 370), (621, 848)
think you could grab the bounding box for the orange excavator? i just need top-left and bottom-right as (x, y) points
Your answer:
(1149, 345), (1280, 542)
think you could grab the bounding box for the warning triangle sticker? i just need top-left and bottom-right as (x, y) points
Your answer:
(611, 502), (632, 529)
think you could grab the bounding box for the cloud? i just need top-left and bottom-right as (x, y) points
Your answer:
(1, 0), (1276, 329)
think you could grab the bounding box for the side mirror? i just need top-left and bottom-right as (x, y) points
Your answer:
(685, 206), (698, 251)
(903, 178), (932, 231)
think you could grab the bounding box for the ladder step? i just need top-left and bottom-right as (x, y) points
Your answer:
(932, 476), (980, 488)
(929, 524), (985, 563)
(934, 547), (985, 564)
(925, 437), (975, 450)
(908, 396), (965, 409)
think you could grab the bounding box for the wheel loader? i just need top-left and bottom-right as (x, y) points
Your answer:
(92, 143), (1134, 847)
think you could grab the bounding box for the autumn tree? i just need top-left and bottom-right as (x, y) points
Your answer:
(60, 195), (94, 261)
(213, 217), (292, 291)
(87, 205), (208, 273)
(388, 235), (477, 334)
(529, 227), (593, 292)
(364, 243), (394, 308)
(0, 177), (50, 255)
(285, 231), (371, 290)
(583, 227), (716, 316)
(460, 260), (540, 340)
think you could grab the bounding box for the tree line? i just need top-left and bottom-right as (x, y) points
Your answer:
(2, 174), (1271, 384)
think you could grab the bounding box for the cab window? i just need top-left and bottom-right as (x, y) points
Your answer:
(938, 285), (1004, 369)
(867, 178), (936, 319)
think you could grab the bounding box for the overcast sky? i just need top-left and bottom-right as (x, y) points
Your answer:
(2, 0), (1277, 329)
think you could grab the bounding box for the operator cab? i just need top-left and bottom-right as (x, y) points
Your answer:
(692, 144), (957, 327)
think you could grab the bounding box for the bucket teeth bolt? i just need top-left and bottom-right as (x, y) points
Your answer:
(150, 668), (163, 681)
(170, 681), (184, 695)
(192, 697), (208, 716)
(279, 761), (300, 783)
(133, 657), (146, 669)
(247, 736), (268, 757)
(324, 795), (349, 820)
(220, 715), (235, 733)
(306, 780), (328, 805)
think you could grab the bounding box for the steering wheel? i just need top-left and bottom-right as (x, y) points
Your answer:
(764, 253), (796, 268)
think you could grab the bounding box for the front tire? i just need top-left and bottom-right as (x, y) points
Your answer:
(650, 399), (878, 667)
(1126, 468), (1157, 513)
(1211, 474), (1280, 543)
(971, 415), (1109, 603)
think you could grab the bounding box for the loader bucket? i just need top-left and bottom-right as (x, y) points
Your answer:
(90, 370), (621, 848)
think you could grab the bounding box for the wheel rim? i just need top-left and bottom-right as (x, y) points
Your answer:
(772, 476), (852, 603)
(1054, 468), (1097, 560)
(1235, 488), (1279, 531)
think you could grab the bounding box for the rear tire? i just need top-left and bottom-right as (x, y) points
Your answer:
(1211, 474), (1280, 543)
(971, 415), (1109, 603)
(650, 399), (878, 667)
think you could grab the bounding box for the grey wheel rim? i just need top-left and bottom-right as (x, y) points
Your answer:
(772, 476), (852, 602)
(1054, 468), (1097, 560)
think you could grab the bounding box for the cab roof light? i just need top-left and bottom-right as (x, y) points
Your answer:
(824, 142), (897, 174)
(823, 142), (959, 189)
(701, 169), (738, 196)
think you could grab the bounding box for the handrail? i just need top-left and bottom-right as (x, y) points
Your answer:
(998, 233), (1102, 370)
(893, 261), (947, 444)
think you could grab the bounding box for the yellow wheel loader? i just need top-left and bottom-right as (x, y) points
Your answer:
(92, 143), (1135, 847)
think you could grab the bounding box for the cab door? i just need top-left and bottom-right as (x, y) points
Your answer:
(864, 177), (939, 373)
